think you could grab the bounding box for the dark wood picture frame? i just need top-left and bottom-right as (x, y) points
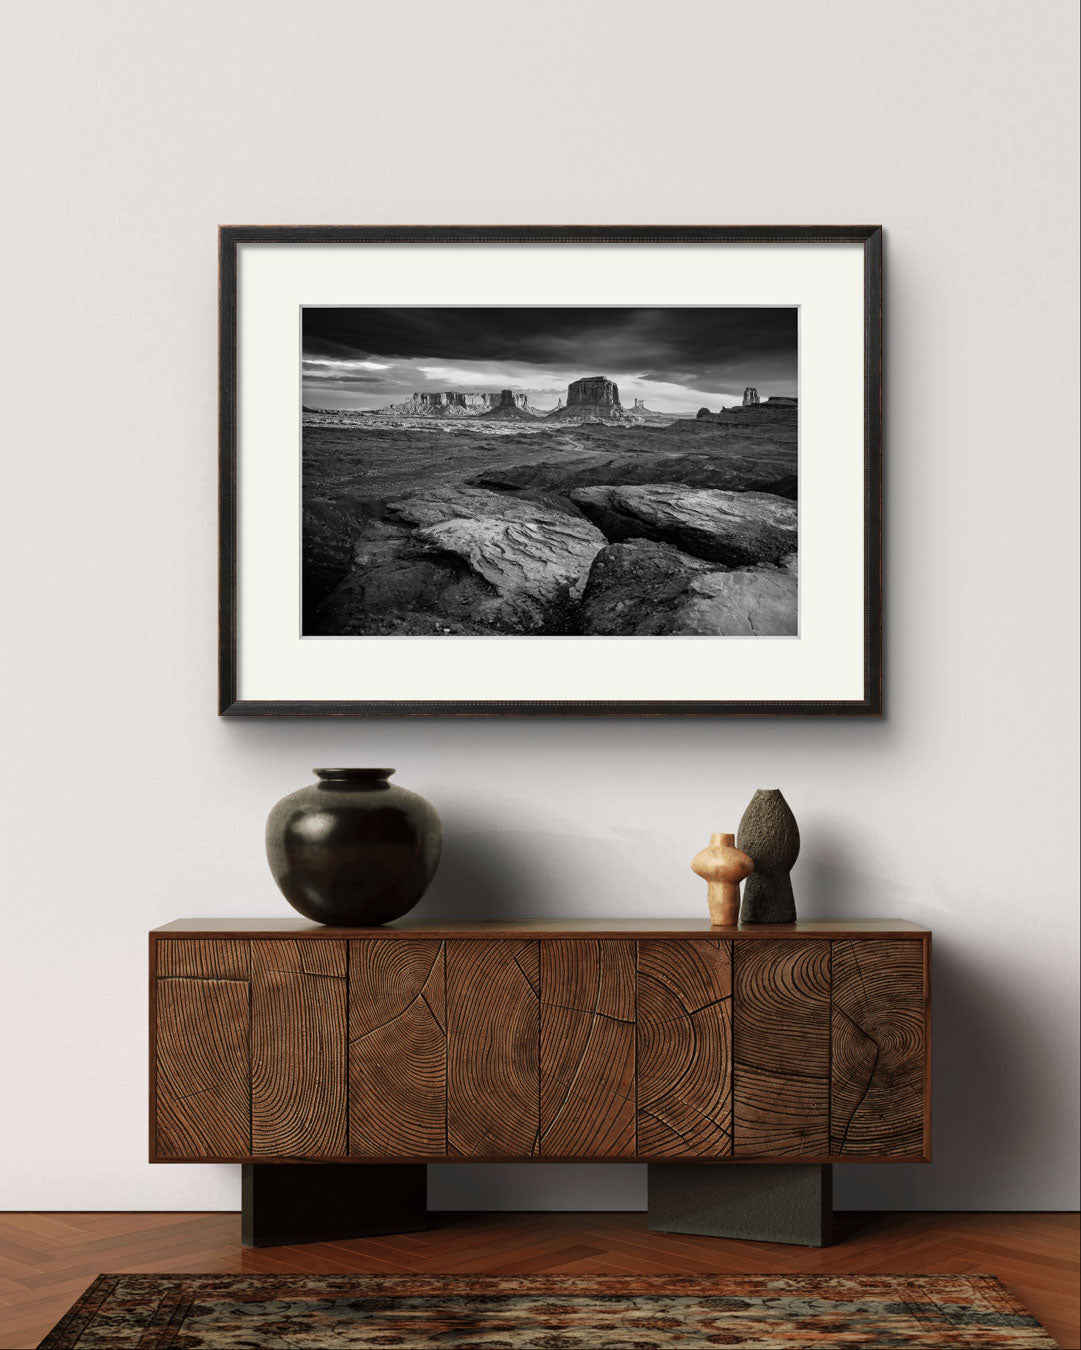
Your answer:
(219, 225), (882, 717)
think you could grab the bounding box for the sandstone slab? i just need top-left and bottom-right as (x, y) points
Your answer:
(570, 484), (797, 566)
(309, 518), (499, 635)
(579, 540), (797, 637)
(471, 449), (797, 499)
(400, 489), (606, 615)
(314, 488), (606, 635)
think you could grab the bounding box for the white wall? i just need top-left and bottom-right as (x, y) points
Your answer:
(1, 0), (1077, 1214)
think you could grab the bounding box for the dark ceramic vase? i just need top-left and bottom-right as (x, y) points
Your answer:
(265, 769), (442, 926)
(736, 788), (800, 924)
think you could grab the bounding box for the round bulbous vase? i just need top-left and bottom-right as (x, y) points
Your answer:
(265, 769), (442, 926)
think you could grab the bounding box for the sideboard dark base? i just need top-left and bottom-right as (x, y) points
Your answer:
(241, 1164), (427, 1248)
(242, 1162), (833, 1249)
(647, 1164), (834, 1247)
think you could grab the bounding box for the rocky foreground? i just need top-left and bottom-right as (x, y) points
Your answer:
(303, 401), (798, 637)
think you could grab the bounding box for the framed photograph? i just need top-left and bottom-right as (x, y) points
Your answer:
(220, 226), (881, 716)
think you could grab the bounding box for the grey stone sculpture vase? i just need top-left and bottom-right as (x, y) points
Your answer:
(736, 789), (800, 923)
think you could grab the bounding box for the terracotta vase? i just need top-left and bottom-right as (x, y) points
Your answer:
(265, 768), (442, 926)
(691, 832), (755, 927)
(736, 789), (800, 924)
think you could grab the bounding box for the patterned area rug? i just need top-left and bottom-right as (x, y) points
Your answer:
(37, 1273), (1057, 1348)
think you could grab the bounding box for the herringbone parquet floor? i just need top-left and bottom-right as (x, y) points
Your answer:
(0, 1210), (1076, 1349)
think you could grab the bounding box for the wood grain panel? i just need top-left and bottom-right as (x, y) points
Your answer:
(636, 939), (732, 1158)
(251, 939), (347, 1157)
(831, 939), (926, 1156)
(539, 940), (635, 1157)
(349, 939), (446, 1157)
(733, 940), (830, 1156)
(157, 938), (249, 980)
(155, 952), (249, 1158)
(447, 940), (539, 1157)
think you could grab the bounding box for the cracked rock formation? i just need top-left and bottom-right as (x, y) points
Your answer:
(302, 500), (364, 619)
(481, 389), (538, 420)
(310, 516), (495, 635)
(471, 448), (797, 500)
(569, 375), (620, 407)
(314, 488), (606, 634)
(743, 386), (760, 405)
(546, 375), (633, 422)
(696, 398), (797, 428)
(392, 488), (606, 623)
(378, 391), (530, 416)
(578, 540), (797, 637)
(569, 484), (797, 566)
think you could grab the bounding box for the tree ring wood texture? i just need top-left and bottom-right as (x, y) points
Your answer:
(540, 940), (636, 1157)
(830, 939), (926, 1156)
(151, 923), (930, 1166)
(447, 939), (541, 1157)
(637, 939), (733, 1158)
(348, 939), (446, 1158)
(733, 939), (831, 1156)
(250, 940), (347, 1158)
(155, 941), (250, 1159)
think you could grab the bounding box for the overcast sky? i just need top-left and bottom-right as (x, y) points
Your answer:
(302, 307), (797, 414)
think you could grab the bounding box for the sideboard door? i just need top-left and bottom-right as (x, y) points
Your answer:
(733, 940), (831, 1156)
(636, 939), (733, 1157)
(446, 940), (540, 1156)
(250, 940), (348, 1158)
(349, 939), (447, 1158)
(830, 939), (927, 1156)
(155, 939), (250, 1158)
(539, 940), (636, 1156)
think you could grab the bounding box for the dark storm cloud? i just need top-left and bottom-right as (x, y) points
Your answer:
(301, 307), (797, 412)
(302, 363), (386, 387)
(304, 334), (364, 359)
(303, 307), (796, 391)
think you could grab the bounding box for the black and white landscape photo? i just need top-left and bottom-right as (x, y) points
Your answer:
(302, 308), (798, 638)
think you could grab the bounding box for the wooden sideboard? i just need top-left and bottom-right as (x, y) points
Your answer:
(151, 919), (930, 1236)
